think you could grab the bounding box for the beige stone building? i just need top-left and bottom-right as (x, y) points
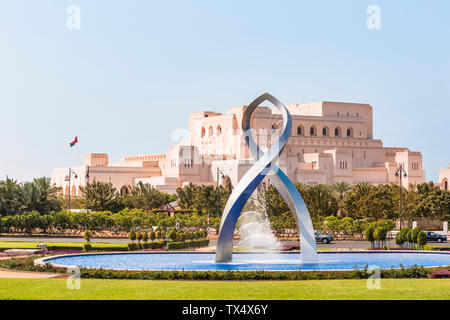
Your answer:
(51, 101), (427, 196)
(438, 165), (450, 191)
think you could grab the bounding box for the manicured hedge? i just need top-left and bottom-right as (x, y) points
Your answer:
(127, 239), (209, 251)
(0, 256), (441, 281)
(424, 246), (450, 251)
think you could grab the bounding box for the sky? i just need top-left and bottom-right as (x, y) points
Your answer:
(0, 0), (449, 182)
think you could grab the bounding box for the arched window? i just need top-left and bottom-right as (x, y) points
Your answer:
(310, 126), (316, 136)
(445, 180), (448, 191)
(297, 126), (303, 136)
(120, 186), (129, 196)
(216, 125), (222, 136)
(335, 127), (341, 137)
(201, 127), (205, 137)
(322, 127), (328, 137)
(208, 126), (213, 137)
(347, 128), (353, 137)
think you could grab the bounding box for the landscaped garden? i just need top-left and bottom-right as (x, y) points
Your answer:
(0, 178), (449, 300)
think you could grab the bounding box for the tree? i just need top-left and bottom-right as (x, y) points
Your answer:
(344, 183), (395, 221)
(406, 229), (414, 249)
(80, 181), (120, 212)
(0, 177), (60, 216)
(176, 183), (198, 210)
(299, 184), (338, 221)
(395, 227), (408, 248)
(263, 185), (290, 217)
(365, 225), (376, 248)
(136, 231), (143, 248)
(84, 230), (92, 243)
(411, 227), (422, 250)
(142, 231), (149, 243)
(410, 184), (450, 223)
(417, 231), (427, 249)
(0, 178), (20, 216)
(123, 182), (172, 210)
(332, 181), (352, 217)
(373, 226), (388, 249)
(175, 183), (230, 216)
(168, 228), (178, 242)
(129, 230), (136, 243)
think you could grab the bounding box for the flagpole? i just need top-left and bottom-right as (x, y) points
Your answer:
(76, 137), (79, 168)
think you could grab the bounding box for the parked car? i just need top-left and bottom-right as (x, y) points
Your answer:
(425, 231), (447, 243)
(314, 231), (333, 244)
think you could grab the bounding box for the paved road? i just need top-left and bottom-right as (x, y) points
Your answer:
(209, 239), (450, 249)
(2, 236), (449, 248)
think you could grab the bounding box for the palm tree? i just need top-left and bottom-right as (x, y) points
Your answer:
(332, 181), (352, 217)
(0, 178), (20, 216)
(17, 177), (61, 214)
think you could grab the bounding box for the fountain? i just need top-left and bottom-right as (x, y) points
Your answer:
(236, 211), (281, 251)
(38, 94), (450, 272)
(215, 93), (317, 263)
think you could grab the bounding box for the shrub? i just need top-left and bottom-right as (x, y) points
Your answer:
(84, 230), (92, 242)
(168, 229), (178, 242)
(142, 242), (149, 249)
(150, 241), (165, 249)
(395, 231), (403, 247)
(127, 243), (137, 251)
(142, 231), (148, 242)
(395, 227), (408, 248)
(150, 231), (156, 242)
(406, 229), (414, 247)
(374, 227), (388, 249)
(417, 231), (427, 249)
(129, 230), (136, 242)
(137, 232), (143, 243)
(83, 243), (92, 251)
(178, 231), (186, 242)
(411, 227), (422, 249)
(364, 225), (375, 248)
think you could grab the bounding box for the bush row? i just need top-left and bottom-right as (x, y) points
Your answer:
(0, 257), (439, 281)
(126, 239), (209, 251)
(0, 209), (212, 236)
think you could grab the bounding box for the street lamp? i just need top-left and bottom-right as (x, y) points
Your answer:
(85, 166), (90, 212)
(215, 167), (226, 229)
(395, 164), (408, 229)
(65, 168), (78, 210)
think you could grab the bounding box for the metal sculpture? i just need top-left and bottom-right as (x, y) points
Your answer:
(215, 93), (318, 263)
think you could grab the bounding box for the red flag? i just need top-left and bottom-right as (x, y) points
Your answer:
(69, 136), (78, 147)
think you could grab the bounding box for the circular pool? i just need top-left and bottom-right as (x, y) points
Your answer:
(41, 251), (450, 271)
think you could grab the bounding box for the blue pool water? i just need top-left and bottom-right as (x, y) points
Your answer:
(43, 252), (450, 271)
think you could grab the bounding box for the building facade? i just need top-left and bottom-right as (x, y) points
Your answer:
(51, 101), (427, 196)
(439, 165), (450, 191)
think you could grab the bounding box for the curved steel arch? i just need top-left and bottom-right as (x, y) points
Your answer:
(215, 93), (318, 263)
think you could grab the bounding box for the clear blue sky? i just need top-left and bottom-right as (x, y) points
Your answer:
(0, 1), (449, 182)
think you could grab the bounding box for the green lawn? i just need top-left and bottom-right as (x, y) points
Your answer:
(0, 278), (448, 300)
